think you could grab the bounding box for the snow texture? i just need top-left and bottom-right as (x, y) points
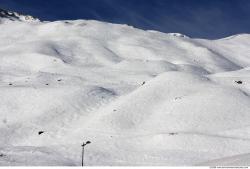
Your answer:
(0, 10), (250, 166)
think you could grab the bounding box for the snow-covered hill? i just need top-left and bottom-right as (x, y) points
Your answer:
(0, 10), (250, 166)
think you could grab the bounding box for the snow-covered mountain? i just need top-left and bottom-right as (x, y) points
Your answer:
(0, 8), (39, 22)
(0, 9), (250, 166)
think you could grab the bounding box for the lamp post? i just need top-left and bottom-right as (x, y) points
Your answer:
(81, 141), (91, 166)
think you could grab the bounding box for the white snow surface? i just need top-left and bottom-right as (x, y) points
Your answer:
(0, 16), (250, 166)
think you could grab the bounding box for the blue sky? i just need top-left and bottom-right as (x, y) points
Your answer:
(0, 0), (249, 39)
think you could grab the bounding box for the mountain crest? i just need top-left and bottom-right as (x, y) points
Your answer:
(0, 8), (39, 22)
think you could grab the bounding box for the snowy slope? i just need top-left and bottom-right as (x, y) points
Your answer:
(200, 152), (250, 166)
(0, 11), (250, 166)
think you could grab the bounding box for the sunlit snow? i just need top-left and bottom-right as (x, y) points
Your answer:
(0, 9), (250, 166)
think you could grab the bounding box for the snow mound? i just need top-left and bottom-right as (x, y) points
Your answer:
(91, 71), (250, 133)
(0, 9), (250, 166)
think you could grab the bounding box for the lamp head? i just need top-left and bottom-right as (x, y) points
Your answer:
(81, 141), (91, 147)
